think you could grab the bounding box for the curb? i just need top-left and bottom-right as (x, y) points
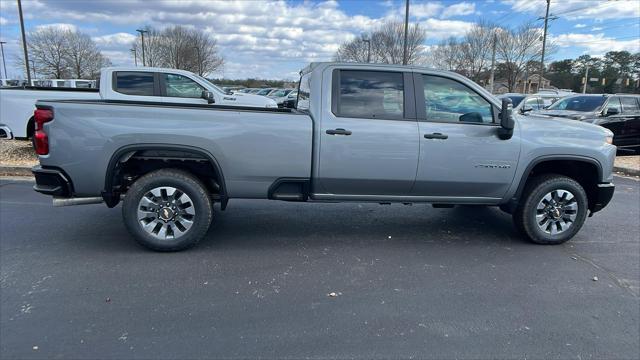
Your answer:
(0, 166), (33, 177)
(613, 166), (640, 177)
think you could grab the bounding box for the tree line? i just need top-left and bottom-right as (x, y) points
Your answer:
(334, 19), (639, 94)
(547, 52), (640, 94)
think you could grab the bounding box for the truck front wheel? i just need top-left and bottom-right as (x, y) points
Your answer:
(513, 174), (588, 245)
(122, 169), (213, 251)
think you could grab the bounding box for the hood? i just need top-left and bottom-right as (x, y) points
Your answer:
(532, 109), (599, 121)
(518, 112), (613, 140)
(226, 92), (277, 107)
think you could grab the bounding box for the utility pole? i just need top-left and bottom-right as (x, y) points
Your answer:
(488, 31), (497, 94)
(402, 0), (409, 65)
(538, 0), (557, 82)
(582, 63), (589, 94)
(30, 59), (36, 80)
(17, 0), (31, 84)
(0, 41), (7, 79)
(136, 29), (148, 67)
(130, 48), (137, 66)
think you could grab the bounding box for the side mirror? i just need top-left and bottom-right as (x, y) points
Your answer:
(499, 97), (514, 140)
(521, 106), (533, 113)
(201, 90), (215, 104)
(605, 107), (620, 116)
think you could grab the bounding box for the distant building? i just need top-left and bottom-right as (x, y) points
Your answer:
(492, 74), (551, 94)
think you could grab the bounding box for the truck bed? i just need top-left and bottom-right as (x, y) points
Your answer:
(37, 99), (313, 198)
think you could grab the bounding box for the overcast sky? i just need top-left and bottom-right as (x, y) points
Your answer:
(0, 0), (638, 80)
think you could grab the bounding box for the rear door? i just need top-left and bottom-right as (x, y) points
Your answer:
(412, 73), (520, 200)
(316, 69), (419, 196)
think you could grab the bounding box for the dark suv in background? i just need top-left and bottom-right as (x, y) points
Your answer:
(533, 94), (640, 154)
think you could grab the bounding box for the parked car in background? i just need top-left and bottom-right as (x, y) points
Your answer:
(0, 66), (277, 139)
(32, 62), (615, 251)
(281, 90), (298, 108)
(533, 94), (640, 154)
(268, 89), (295, 107)
(255, 88), (275, 96)
(1, 79), (25, 87)
(499, 93), (561, 114)
(37, 79), (97, 88)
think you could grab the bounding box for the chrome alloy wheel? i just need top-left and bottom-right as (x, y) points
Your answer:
(535, 189), (578, 235)
(137, 186), (195, 240)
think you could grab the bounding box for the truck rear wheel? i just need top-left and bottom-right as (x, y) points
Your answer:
(513, 174), (588, 245)
(122, 169), (213, 251)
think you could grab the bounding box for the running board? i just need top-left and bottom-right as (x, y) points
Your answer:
(53, 197), (104, 207)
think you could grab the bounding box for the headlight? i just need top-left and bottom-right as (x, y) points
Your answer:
(604, 129), (614, 145)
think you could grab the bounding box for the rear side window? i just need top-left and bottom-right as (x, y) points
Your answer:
(620, 97), (640, 112)
(334, 70), (404, 119)
(114, 72), (155, 96)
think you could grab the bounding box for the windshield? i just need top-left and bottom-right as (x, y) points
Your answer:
(257, 89), (272, 95)
(270, 90), (290, 97)
(547, 96), (606, 112)
(194, 74), (227, 94)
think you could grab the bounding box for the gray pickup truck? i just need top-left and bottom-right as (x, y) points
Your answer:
(32, 62), (616, 251)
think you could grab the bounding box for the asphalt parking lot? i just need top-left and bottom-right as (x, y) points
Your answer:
(1, 177), (638, 359)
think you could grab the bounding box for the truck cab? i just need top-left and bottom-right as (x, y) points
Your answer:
(100, 67), (278, 108)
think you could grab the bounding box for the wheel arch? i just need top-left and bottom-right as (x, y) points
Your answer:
(509, 155), (603, 212)
(103, 144), (228, 209)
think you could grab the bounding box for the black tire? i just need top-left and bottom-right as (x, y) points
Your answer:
(513, 174), (588, 245)
(122, 168), (213, 251)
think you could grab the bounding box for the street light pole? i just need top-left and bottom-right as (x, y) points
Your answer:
(136, 29), (148, 67)
(193, 46), (202, 75)
(0, 41), (7, 79)
(130, 48), (137, 66)
(362, 39), (371, 63)
(402, 0), (410, 65)
(17, 0), (31, 84)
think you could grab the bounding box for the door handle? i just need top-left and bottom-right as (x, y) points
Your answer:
(424, 132), (448, 140)
(326, 128), (352, 136)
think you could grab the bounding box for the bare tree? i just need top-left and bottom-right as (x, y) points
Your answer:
(458, 21), (496, 82)
(425, 37), (463, 71)
(65, 31), (111, 79)
(495, 22), (546, 92)
(24, 27), (69, 78)
(334, 20), (426, 65)
(334, 34), (372, 63)
(132, 25), (223, 75)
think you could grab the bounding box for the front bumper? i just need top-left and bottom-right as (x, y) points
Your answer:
(32, 165), (73, 197)
(590, 182), (615, 214)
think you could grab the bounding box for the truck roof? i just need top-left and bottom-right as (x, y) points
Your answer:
(101, 66), (199, 77)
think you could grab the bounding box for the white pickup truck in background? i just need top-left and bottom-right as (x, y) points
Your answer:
(0, 67), (277, 139)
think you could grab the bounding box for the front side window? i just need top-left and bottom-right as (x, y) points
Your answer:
(523, 97), (541, 110)
(620, 97), (640, 112)
(604, 97), (622, 114)
(115, 72), (155, 96)
(423, 75), (493, 124)
(335, 70), (404, 119)
(164, 74), (204, 98)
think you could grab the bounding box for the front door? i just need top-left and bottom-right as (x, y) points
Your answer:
(316, 69), (420, 196)
(412, 74), (520, 200)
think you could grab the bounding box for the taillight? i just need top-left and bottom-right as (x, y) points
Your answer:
(33, 108), (53, 155)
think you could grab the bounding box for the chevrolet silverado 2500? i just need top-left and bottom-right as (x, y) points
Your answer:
(31, 63), (616, 251)
(0, 66), (276, 139)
